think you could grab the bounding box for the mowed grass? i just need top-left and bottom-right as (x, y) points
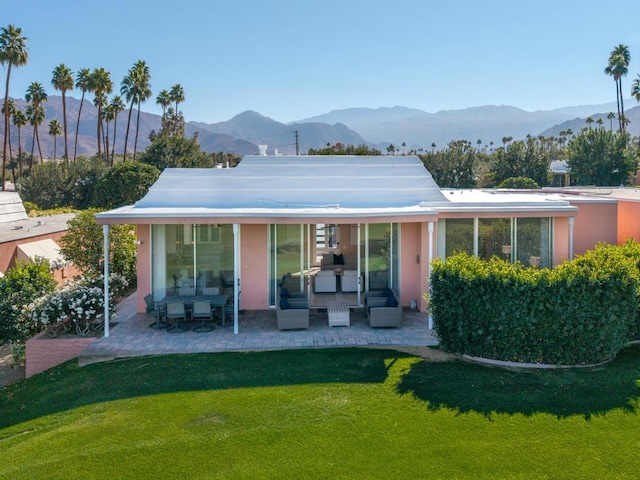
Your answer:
(1, 347), (639, 479)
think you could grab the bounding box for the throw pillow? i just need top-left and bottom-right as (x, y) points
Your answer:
(386, 295), (398, 308)
(334, 253), (345, 265)
(280, 287), (290, 298)
(382, 287), (393, 297)
(279, 297), (290, 310)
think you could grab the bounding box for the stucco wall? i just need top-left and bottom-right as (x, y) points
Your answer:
(135, 224), (152, 313)
(0, 230), (81, 286)
(241, 224), (269, 310)
(569, 200), (618, 256)
(400, 223), (423, 307)
(617, 199), (640, 243)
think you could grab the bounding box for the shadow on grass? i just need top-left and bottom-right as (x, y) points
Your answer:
(3, 346), (640, 429)
(0, 348), (402, 429)
(397, 344), (640, 419)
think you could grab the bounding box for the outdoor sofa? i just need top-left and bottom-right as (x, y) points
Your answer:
(276, 290), (309, 330)
(364, 289), (402, 327)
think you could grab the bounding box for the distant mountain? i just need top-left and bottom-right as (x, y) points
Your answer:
(296, 101), (637, 150)
(0, 100), (368, 158)
(2, 96), (638, 159)
(540, 105), (640, 138)
(194, 110), (371, 155)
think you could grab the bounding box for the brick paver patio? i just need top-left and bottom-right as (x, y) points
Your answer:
(80, 293), (439, 363)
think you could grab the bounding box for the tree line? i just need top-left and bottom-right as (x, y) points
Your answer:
(0, 24), (190, 190)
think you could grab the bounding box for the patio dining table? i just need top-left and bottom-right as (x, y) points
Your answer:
(156, 294), (230, 330)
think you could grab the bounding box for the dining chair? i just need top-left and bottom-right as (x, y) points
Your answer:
(178, 287), (196, 296)
(166, 301), (188, 333)
(191, 301), (215, 332)
(144, 294), (168, 330)
(201, 287), (220, 295)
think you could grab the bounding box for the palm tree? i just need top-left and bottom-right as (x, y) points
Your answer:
(109, 95), (125, 164)
(12, 109), (26, 174)
(156, 89), (171, 118)
(605, 44), (631, 131)
(48, 119), (62, 161)
(51, 63), (74, 161)
(25, 82), (47, 163)
(133, 82), (152, 161)
(121, 60), (150, 161)
(0, 24), (28, 191)
(72, 68), (91, 161)
(94, 93), (108, 158)
(632, 74), (640, 103)
(25, 104), (45, 166)
(607, 112), (616, 130)
(1, 99), (15, 166)
(169, 83), (184, 113)
(88, 68), (113, 162)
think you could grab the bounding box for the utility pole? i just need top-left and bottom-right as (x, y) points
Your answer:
(294, 130), (299, 155)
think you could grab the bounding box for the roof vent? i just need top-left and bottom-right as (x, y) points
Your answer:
(258, 145), (268, 156)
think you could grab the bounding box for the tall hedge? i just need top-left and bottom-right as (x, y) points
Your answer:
(429, 242), (640, 365)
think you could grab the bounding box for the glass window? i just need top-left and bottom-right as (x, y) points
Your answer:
(478, 218), (512, 261)
(152, 224), (234, 298)
(269, 224), (308, 306)
(444, 219), (474, 257)
(516, 218), (551, 268)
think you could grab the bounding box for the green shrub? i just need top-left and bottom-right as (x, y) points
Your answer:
(497, 176), (540, 189)
(429, 242), (640, 365)
(0, 260), (57, 344)
(92, 162), (160, 209)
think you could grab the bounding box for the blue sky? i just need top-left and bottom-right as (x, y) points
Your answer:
(3, 0), (640, 123)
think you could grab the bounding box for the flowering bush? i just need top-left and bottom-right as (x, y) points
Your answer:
(23, 273), (129, 337)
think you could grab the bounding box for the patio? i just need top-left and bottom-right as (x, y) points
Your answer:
(79, 292), (439, 364)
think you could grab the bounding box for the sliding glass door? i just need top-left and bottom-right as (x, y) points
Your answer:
(151, 224), (235, 299)
(269, 224), (310, 306)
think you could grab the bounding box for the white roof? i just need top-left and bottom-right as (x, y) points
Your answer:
(0, 192), (28, 223)
(99, 155), (446, 220)
(96, 155), (578, 222)
(16, 238), (65, 266)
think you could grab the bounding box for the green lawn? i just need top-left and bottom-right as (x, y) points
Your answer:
(1, 347), (639, 479)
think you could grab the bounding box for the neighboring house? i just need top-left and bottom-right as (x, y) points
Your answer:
(0, 192), (80, 285)
(96, 154), (627, 334)
(550, 160), (570, 187)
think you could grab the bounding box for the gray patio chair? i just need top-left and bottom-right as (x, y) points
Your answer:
(166, 301), (188, 333)
(178, 287), (196, 296)
(192, 301), (215, 332)
(144, 294), (168, 330)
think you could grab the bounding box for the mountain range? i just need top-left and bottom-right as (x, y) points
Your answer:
(0, 96), (637, 158)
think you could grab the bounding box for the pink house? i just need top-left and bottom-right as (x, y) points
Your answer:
(95, 155), (621, 335)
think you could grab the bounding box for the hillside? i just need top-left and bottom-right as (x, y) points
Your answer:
(540, 105), (640, 138)
(1, 96), (637, 159)
(296, 101), (635, 149)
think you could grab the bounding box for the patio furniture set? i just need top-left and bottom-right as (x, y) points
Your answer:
(144, 291), (230, 333)
(315, 269), (363, 293)
(276, 287), (402, 330)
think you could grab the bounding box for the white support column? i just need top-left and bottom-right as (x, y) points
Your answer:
(364, 224), (369, 293)
(568, 216), (575, 260)
(233, 223), (240, 334)
(103, 224), (110, 338)
(473, 218), (479, 257)
(299, 226), (304, 292)
(356, 223), (361, 306)
(307, 224), (311, 303)
(427, 221), (434, 330)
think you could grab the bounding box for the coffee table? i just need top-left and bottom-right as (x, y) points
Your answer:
(327, 300), (350, 327)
